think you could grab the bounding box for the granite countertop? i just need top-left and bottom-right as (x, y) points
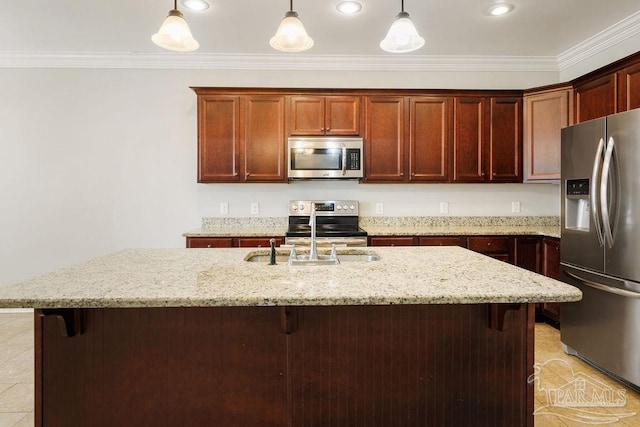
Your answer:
(0, 246), (581, 309)
(183, 216), (561, 239)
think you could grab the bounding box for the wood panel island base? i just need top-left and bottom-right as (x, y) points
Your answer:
(37, 304), (534, 426)
(0, 247), (580, 426)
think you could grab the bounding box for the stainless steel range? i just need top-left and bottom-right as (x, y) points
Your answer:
(285, 200), (368, 247)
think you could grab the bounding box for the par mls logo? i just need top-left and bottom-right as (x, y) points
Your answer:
(528, 359), (637, 424)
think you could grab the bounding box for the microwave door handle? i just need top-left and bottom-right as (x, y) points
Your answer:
(342, 145), (347, 176)
(591, 137), (606, 247)
(600, 137), (615, 248)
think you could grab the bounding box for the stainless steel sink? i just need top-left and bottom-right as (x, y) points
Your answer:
(244, 250), (380, 264)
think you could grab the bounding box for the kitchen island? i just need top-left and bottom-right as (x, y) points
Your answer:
(0, 246), (581, 427)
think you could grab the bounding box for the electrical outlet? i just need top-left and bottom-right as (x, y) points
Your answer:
(375, 203), (384, 215)
(220, 202), (229, 215)
(439, 202), (449, 214)
(511, 201), (521, 213)
(250, 202), (260, 215)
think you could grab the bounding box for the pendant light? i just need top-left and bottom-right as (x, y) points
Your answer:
(380, 0), (425, 53)
(270, 0), (314, 52)
(152, 0), (199, 52)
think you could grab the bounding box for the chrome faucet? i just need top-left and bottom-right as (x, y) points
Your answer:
(308, 201), (319, 261)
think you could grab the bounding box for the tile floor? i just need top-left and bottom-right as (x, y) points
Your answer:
(0, 313), (638, 426)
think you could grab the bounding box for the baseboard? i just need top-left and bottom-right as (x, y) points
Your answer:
(0, 308), (34, 314)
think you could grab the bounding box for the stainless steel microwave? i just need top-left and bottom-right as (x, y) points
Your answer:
(287, 137), (364, 179)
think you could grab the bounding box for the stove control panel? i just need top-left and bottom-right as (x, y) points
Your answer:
(289, 200), (359, 216)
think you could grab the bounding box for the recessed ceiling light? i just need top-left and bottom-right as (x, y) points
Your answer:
(336, 1), (362, 15)
(485, 2), (515, 16)
(181, 0), (210, 11)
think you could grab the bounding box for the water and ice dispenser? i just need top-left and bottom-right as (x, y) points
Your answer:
(565, 179), (590, 230)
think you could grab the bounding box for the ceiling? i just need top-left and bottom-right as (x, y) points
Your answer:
(1, 1), (639, 63)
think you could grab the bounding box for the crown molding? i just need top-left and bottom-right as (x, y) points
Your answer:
(0, 51), (558, 73)
(1, 11), (637, 73)
(557, 11), (640, 71)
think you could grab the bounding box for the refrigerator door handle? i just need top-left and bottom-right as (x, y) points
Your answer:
(591, 137), (606, 246)
(564, 270), (640, 299)
(600, 136), (615, 248)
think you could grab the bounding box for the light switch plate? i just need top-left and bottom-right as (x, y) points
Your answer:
(250, 202), (260, 215)
(511, 201), (521, 213)
(439, 202), (449, 214)
(220, 202), (229, 215)
(375, 203), (384, 215)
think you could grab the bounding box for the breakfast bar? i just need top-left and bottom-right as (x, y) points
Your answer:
(0, 246), (581, 426)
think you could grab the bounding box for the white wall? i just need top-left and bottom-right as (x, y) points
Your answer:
(0, 62), (603, 287)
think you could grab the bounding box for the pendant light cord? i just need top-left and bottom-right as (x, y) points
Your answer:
(174, 0), (177, 10)
(290, 0), (293, 12)
(401, 0), (405, 13)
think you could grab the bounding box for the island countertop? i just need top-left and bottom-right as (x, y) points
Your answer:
(0, 246), (581, 309)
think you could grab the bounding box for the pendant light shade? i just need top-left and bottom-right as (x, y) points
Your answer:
(380, 1), (425, 53)
(152, 1), (199, 52)
(270, 1), (314, 52)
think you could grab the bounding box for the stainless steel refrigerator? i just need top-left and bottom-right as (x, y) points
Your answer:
(560, 108), (640, 391)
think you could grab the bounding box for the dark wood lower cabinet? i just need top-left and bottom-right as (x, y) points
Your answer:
(36, 305), (534, 427)
(186, 236), (284, 248)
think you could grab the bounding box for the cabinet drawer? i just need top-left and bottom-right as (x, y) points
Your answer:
(418, 236), (464, 246)
(237, 237), (284, 248)
(186, 237), (234, 248)
(467, 237), (511, 253)
(369, 237), (415, 246)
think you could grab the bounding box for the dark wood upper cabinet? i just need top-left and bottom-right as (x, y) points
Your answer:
(197, 95), (242, 183)
(574, 74), (617, 123)
(618, 63), (640, 112)
(523, 86), (572, 182)
(487, 97), (522, 182)
(409, 97), (451, 182)
(363, 96), (407, 182)
(290, 95), (361, 136)
(196, 92), (286, 183)
(452, 97), (487, 182)
(244, 96), (286, 182)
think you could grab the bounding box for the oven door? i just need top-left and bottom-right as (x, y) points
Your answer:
(285, 236), (368, 248)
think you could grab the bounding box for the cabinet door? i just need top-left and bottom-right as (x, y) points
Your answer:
(523, 88), (572, 182)
(244, 96), (286, 182)
(453, 97), (487, 182)
(618, 63), (640, 112)
(514, 237), (542, 273)
(542, 237), (561, 280)
(487, 97), (522, 182)
(364, 97), (407, 182)
(290, 96), (325, 135)
(467, 236), (514, 263)
(325, 96), (361, 135)
(369, 236), (415, 246)
(574, 74), (617, 123)
(197, 95), (242, 182)
(186, 237), (234, 248)
(409, 97), (451, 182)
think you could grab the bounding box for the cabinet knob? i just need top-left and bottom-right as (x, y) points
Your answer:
(493, 172), (496, 176)
(487, 242), (492, 246)
(207, 244), (212, 248)
(481, 172), (485, 177)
